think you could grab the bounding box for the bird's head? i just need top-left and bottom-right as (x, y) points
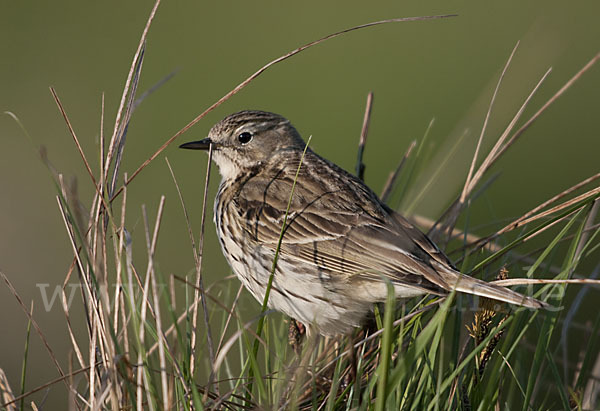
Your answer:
(180, 110), (306, 181)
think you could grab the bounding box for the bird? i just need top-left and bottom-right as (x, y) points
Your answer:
(180, 110), (547, 336)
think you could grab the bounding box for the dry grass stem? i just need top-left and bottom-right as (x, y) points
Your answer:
(190, 145), (216, 384)
(136, 197), (166, 410)
(50, 87), (98, 190)
(60, 263), (86, 371)
(356, 91), (374, 180)
(165, 157), (220, 375)
(212, 314), (272, 375)
(147, 197), (170, 409)
(453, 177), (598, 269)
(492, 278), (600, 287)
(465, 67), (552, 196)
(108, 47), (145, 200)
(215, 284), (245, 359)
(146, 297), (201, 357)
(453, 172), (600, 253)
(490, 50), (600, 166)
(431, 64), (552, 243)
(112, 173), (129, 336)
(171, 275), (273, 366)
(56, 193), (106, 344)
(461, 41), (520, 203)
(106, 0), (161, 181)
(0, 271), (68, 389)
(56, 193), (112, 366)
(492, 183), (599, 243)
(573, 200), (599, 265)
(165, 158), (197, 256)
(381, 140), (416, 203)
(0, 364), (97, 409)
(0, 368), (16, 411)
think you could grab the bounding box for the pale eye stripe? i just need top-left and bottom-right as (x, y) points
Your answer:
(233, 124), (250, 136)
(233, 121), (275, 136)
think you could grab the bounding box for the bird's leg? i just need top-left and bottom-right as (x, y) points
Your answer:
(288, 318), (306, 355)
(342, 330), (359, 391)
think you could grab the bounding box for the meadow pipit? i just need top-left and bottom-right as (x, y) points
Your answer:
(180, 110), (547, 336)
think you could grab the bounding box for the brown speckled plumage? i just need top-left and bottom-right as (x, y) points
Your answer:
(181, 110), (547, 335)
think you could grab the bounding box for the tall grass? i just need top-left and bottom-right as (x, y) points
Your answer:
(2, 2), (600, 409)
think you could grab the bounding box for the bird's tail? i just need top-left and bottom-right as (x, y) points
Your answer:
(436, 266), (549, 309)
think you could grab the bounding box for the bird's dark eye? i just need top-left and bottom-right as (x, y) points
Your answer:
(237, 132), (253, 145)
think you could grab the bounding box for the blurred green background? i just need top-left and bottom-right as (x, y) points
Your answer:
(1, 0), (599, 406)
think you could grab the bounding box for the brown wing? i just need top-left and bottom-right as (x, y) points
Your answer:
(231, 151), (453, 296)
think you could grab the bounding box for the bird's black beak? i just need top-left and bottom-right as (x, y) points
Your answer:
(179, 138), (212, 150)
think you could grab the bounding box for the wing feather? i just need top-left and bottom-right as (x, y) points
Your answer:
(231, 155), (452, 295)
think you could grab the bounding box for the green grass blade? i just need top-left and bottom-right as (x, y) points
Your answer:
(246, 137), (312, 404)
(375, 281), (396, 411)
(388, 295), (454, 396)
(522, 206), (589, 410)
